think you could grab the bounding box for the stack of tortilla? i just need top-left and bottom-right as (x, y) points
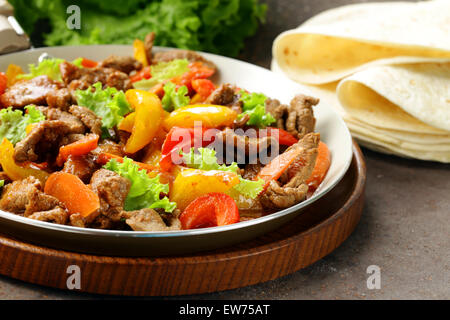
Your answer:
(271, 0), (450, 163)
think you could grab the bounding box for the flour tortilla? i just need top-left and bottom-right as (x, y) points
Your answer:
(273, 0), (450, 85)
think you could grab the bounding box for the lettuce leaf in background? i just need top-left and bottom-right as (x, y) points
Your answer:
(8, 0), (267, 57)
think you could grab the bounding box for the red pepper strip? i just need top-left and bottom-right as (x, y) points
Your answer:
(0, 72), (7, 95)
(81, 58), (98, 68)
(179, 192), (239, 229)
(256, 146), (304, 192)
(259, 128), (299, 146)
(130, 66), (152, 83)
(192, 79), (216, 99)
(159, 127), (214, 172)
(56, 134), (99, 167)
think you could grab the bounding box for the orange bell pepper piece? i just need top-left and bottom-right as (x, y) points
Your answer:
(305, 142), (331, 192)
(5, 64), (24, 87)
(56, 134), (99, 166)
(133, 39), (148, 67)
(163, 105), (237, 130)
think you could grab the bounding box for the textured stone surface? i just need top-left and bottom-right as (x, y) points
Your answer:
(0, 0), (448, 300)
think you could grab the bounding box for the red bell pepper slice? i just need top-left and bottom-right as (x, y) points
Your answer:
(179, 192), (239, 229)
(81, 58), (98, 68)
(130, 66), (152, 83)
(0, 72), (7, 95)
(259, 128), (299, 146)
(159, 126), (216, 171)
(192, 79), (216, 98)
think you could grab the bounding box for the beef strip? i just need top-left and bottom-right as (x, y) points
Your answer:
(28, 207), (68, 225)
(91, 140), (125, 158)
(100, 55), (142, 74)
(215, 128), (278, 164)
(153, 49), (217, 71)
(68, 105), (102, 136)
(0, 176), (62, 217)
(46, 88), (74, 111)
(14, 120), (83, 163)
(0, 75), (63, 108)
(121, 208), (181, 232)
(36, 106), (85, 133)
(205, 84), (243, 113)
(90, 169), (131, 223)
(265, 94), (318, 139)
(62, 154), (99, 183)
(60, 61), (132, 92)
(259, 132), (320, 209)
(144, 32), (155, 64)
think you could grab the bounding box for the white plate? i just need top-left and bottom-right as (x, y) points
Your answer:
(0, 45), (353, 256)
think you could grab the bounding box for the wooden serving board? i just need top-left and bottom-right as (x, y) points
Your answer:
(0, 142), (366, 296)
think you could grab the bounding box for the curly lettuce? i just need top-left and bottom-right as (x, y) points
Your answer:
(0, 105), (45, 145)
(161, 82), (191, 112)
(238, 90), (275, 128)
(133, 59), (189, 91)
(104, 157), (176, 213)
(18, 57), (84, 82)
(75, 82), (132, 138)
(182, 147), (263, 199)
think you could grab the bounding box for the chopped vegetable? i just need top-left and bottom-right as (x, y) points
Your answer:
(124, 89), (164, 154)
(163, 105), (237, 130)
(170, 169), (240, 211)
(182, 147), (264, 199)
(5, 64), (24, 87)
(0, 138), (49, 184)
(0, 105), (45, 145)
(133, 59), (189, 90)
(179, 193), (239, 229)
(191, 79), (216, 102)
(56, 134), (99, 166)
(0, 180), (4, 189)
(0, 72), (7, 95)
(305, 142), (331, 192)
(104, 157), (176, 212)
(44, 172), (100, 218)
(117, 112), (136, 133)
(18, 58), (65, 81)
(237, 90), (275, 128)
(256, 146), (304, 192)
(75, 82), (132, 138)
(130, 66), (151, 83)
(133, 39), (148, 67)
(161, 82), (190, 112)
(96, 153), (158, 174)
(80, 58), (98, 68)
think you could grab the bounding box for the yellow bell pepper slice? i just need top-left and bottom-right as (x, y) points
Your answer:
(163, 105), (237, 130)
(133, 39), (148, 67)
(124, 89), (164, 154)
(0, 138), (49, 184)
(118, 112), (136, 133)
(169, 168), (240, 211)
(5, 64), (24, 87)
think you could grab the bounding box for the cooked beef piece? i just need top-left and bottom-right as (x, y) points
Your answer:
(68, 105), (102, 136)
(242, 163), (263, 180)
(153, 49), (217, 71)
(0, 75), (63, 108)
(69, 213), (85, 228)
(265, 94), (318, 139)
(0, 176), (61, 217)
(28, 207), (68, 225)
(60, 61), (132, 92)
(63, 154), (99, 183)
(259, 133), (320, 209)
(90, 169), (130, 222)
(233, 113), (250, 129)
(100, 55), (142, 74)
(37, 106), (85, 134)
(14, 120), (83, 163)
(205, 84), (243, 113)
(121, 208), (181, 232)
(0, 171), (11, 184)
(92, 140), (125, 158)
(216, 128), (278, 164)
(46, 88), (74, 111)
(144, 32), (155, 64)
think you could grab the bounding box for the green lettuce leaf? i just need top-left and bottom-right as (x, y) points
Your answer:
(133, 59), (189, 90)
(161, 82), (190, 112)
(75, 82), (132, 137)
(0, 180), (4, 189)
(237, 90), (275, 128)
(182, 147), (263, 199)
(104, 157), (176, 213)
(18, 58), (65, 81)
(0, 105), (45, 145)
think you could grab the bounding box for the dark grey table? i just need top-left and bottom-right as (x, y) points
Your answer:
(0, 0), (448, 300)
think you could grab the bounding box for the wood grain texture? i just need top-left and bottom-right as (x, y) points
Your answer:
(0, 142), (366, 296)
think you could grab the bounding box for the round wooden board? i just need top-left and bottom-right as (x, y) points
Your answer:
(0, 142), (365, 296)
